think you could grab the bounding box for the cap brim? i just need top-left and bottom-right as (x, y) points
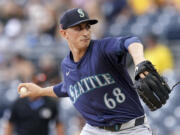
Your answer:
(66, 19), (98, 29)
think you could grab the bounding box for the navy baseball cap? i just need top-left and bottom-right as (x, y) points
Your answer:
(60, 8), (98, 29)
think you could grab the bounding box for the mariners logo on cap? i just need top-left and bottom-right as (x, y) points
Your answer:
(77, 9), (85, 18)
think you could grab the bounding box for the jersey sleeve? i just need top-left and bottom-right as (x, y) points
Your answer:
(99, 36), (142, 65)
(53, 82), (68, 97)
(100, 36), (142, 55)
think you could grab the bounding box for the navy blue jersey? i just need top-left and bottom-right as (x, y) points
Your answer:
(54, 36), (144, 126)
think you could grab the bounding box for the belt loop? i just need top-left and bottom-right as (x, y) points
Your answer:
(135, 116), (145, 126)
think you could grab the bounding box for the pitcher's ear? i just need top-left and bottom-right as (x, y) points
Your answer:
(59, 27), (66, 38)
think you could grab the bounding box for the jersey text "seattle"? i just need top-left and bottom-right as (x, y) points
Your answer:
(69, 73), (115, 103)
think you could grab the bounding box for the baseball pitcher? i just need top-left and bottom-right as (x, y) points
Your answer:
(18, 8), (173, 135)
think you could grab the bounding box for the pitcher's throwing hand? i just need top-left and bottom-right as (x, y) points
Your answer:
(18, 83), (43, 98)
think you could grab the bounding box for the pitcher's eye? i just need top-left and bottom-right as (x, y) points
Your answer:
(86, 24), (91, 30)
(75, 26), (82, 31)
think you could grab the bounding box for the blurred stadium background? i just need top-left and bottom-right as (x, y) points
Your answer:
(0, 0), (180, 135)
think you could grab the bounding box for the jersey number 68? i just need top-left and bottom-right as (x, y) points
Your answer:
(104, 88), (126, 109)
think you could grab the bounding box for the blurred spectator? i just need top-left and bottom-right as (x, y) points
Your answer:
(144, 33), (174, 75)
(173, 0), (180, 10)
(4, 73), (64, 135)
(128, 0), (172, 15)
(25, 1), (58, 37)
(128, 0), (154, 15)
(37, 53), (60, 86)
(0, 21), (3, 35)
(4, 97), (63, 135)
(0, 1), (24, 41)
(154, 0), (167, 9)
(0, 1), (24, 24)
(105, 4), (135, 37)
(101, 0), (128, 21)
(84, 0), (106, 38)
(8, 53), (35, 82)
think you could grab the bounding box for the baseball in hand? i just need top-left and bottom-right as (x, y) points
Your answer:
(20, 87), (27, 94)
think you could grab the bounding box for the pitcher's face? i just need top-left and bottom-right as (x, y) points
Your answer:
(61, 22), (91, 49)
